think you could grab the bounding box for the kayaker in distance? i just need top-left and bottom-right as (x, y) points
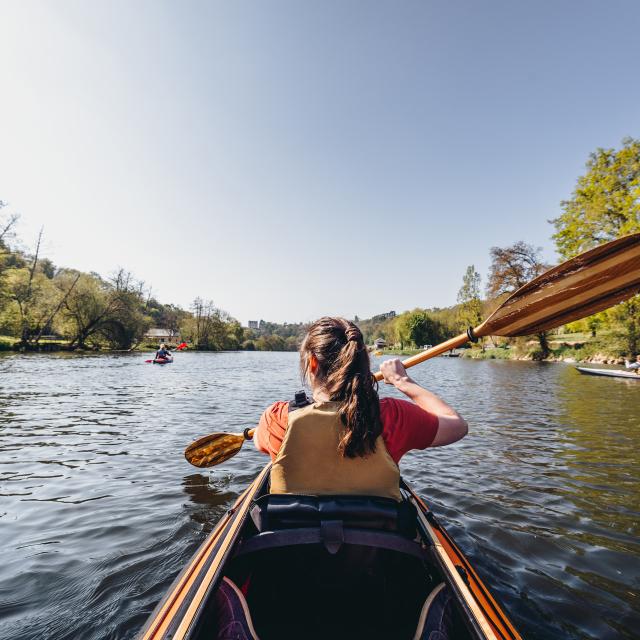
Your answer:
(155, 343), (171, 360)
(253, 316), (468, 500)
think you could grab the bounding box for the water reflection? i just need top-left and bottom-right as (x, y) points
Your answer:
(182, 472), (237, 531)
(1, 353), (639, 640)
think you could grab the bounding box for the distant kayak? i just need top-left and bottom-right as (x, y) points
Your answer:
(576, 366), (640, 379)
(153, 356), (173, 365)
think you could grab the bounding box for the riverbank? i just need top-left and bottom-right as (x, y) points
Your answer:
(378, 348), (627, 364)
(373, 332), (632, 364)
(0, 337), (298, 354)
(4, 333), (631, 363)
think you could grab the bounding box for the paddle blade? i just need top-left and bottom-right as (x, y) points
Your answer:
(477, 232), (640, 337)
(184, 432), (246, 468)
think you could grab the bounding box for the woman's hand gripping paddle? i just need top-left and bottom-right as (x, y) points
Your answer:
(186, 232), (640, 468)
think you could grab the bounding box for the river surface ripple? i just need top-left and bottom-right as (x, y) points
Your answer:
(0, 352), (639, 639)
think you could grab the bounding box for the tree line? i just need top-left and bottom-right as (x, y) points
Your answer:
(359, 137), (640, 358)
(1, 137), (638, 355)
(0, 211), (300, 352)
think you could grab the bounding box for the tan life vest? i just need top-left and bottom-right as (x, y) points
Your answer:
(270, 401), (402, 501)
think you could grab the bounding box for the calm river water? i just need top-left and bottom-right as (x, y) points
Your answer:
(1, 351), (639, 639)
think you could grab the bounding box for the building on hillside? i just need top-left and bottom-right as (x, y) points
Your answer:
(144, 328), (181, 344)
(371, 311), (396, 323)
(374, 338), (387, 349)
(248, 321), (259, 329)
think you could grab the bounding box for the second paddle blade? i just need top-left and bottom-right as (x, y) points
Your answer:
(184, 432), (246, 468)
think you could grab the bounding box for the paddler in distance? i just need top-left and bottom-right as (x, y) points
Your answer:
(155, 343), (171, 360)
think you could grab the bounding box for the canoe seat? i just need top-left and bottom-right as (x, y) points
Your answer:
(251, 494), (417, 534)
(236, 494), (427, 558)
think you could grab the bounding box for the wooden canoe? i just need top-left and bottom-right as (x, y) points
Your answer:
(139, 465), (522, 640)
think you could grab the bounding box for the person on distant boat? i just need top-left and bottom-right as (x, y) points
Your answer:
(155, 343), (171, 360)
(624, 356), (640, 373)
(253, 316), (468, 500)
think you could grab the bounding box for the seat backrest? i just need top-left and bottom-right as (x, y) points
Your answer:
(250, 494), (417, 539)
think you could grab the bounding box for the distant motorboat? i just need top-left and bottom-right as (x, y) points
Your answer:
(576, 366), (640, 379)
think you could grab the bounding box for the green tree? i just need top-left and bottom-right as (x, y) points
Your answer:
(397, 310), (449, 348)
(551, 138), (640, 354)
(487, 242), (551, 357)
(189, 298), (231, 350)
(0, 201), (19, 311)
(62, 272), (119, 348)
(95, 270), (151, 349)
(456, 265), (482, 331)
(552, 137), (640, 257)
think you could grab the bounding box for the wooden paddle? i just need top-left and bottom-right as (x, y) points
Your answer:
(185, 429), (254, 468)
(185, 232), (640, 468)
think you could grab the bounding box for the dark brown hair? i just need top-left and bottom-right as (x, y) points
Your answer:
(300, 317), (382, 458)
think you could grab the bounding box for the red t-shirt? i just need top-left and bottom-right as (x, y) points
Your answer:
(254, 397), (439, 464)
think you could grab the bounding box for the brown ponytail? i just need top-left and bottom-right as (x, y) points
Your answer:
(300, 317), (382, 458)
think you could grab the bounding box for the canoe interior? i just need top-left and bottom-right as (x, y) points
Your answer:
(222, 539), (455, 639)
(140, 466), (520, 640)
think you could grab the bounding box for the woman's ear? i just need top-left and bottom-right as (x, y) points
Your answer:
(309, 354), (318, 374)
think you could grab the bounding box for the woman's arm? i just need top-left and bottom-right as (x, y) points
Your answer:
(379, 359), (468, 447)
(253, 401), (289, 458)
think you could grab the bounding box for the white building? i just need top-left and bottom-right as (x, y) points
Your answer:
(144, 328), (181, 344)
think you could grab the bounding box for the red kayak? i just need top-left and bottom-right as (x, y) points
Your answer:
(146, 356), (173, 364)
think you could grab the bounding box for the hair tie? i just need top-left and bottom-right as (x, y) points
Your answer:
(345, 325), (361, 343)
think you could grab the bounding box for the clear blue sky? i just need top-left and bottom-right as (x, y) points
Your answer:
(1, 1), (639, 323)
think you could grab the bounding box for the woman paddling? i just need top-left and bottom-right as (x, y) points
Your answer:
(253, 316), (468, 499)
(213, 317), (468, 639)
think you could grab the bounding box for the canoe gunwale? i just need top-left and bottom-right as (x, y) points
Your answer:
(406, 484), (520, 640)
(138, 465), (270, 640)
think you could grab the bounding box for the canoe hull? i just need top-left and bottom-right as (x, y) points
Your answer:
(139, 465), (521, 640)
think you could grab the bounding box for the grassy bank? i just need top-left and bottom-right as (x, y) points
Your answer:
(372, 332), (630, 364)
(0, 335), (18, 351)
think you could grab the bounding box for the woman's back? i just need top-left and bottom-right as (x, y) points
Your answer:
(270, 400), (401, 500)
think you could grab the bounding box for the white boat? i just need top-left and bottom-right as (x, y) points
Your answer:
(576, 366), (640, 379)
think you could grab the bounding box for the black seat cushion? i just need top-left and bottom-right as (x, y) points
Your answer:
(250, 494), (417, 538)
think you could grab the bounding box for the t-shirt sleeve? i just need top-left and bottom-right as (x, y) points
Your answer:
(253, 401), (289, 460)
(380, 398), (439, 464)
